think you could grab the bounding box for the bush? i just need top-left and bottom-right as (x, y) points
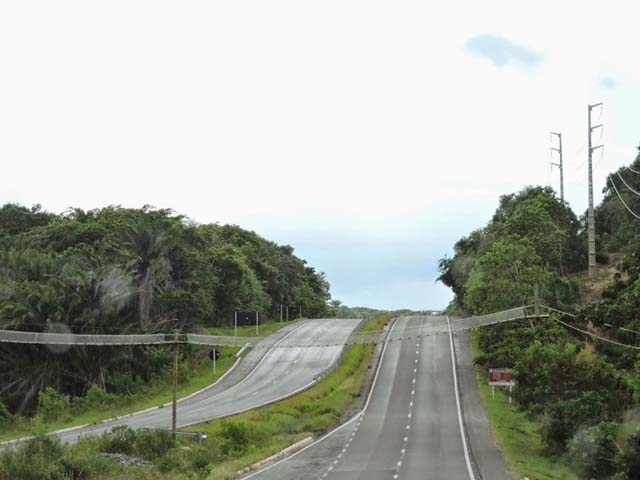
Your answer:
(59, 440), (114, 478)
(38, 387), (71, 423)
(540, 393), (606, 451)
(73, 384), (118, 413)
(0, 401), (12, 425)
(568, 422), (624, 478)
(99, 425), (137, 454)
(0, 434), (64, 480)
(219, 420), (250, 457)
(624, 431), (640, 479)
(133, 429), (175, 459)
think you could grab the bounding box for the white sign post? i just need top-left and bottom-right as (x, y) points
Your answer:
(489, 368), (515, 404)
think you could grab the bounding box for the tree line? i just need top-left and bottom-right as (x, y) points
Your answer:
(439, 144), (640, 479)
(0, 204), (332, 415)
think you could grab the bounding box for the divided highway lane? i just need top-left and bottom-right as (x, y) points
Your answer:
(248, 316), (511, 480)
(52, 318), (361, 445)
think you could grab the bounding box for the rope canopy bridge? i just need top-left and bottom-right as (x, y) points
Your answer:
(0, 305), (547, 349)
(5, 304), (637, 440)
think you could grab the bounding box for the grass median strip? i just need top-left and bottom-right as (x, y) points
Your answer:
(470, 331), (577, 480)
(185, 314), (391, 479)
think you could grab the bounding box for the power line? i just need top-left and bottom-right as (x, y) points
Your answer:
(553, 316), (640, 350)
(608, 176), (640, 220)
(616, 171), (640, 196)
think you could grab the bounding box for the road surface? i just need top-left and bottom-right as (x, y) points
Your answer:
(48, 318), (361, 444)
(246, 316), (511, 480)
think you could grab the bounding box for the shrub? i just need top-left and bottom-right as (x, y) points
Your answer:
(219, 420), (250, 457)
(0, 434), (64, 480)
(59, 440), (114, 478)
(540, 393), (607, 451)
(133, 429), (175, 459)
(38, 387), (71, 423)
(624, 430), (640, 479)
(73, 384), (118, 413)
(568, 422), (624, 478)
(99, 425), (137, 454)
(0, 401), (12, 425)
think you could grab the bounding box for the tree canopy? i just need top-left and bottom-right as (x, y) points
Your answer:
(0, 204), (332, 413)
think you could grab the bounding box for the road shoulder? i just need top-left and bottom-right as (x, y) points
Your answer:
(455, 329), (513, 480)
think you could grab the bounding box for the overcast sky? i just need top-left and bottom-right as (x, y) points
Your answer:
(1, 1), (639, 310)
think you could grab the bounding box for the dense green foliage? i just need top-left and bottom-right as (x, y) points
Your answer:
(438, 185), (583, 314)
(0, 204), (332, 415)
(595, 145), (640, 253)
(1, 314), (390, 479)
(457, 144), (640, 479)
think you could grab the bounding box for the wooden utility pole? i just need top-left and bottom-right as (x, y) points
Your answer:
(588, 103), (603, 278)
(172, 330), (179, 440)
(550, 132), (564, 202)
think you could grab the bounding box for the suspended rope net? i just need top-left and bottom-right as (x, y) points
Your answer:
(0, 306), (539, 348)
(186, 334), (255, 347)
(0, 330), (169, 346)
(450, 305), (537, 331)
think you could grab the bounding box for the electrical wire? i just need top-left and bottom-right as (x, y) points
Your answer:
(617, 171), (640, 196)
(541, 306), (640, 349)
(553, 316), (640, 350)
(608, 176), (640, 220)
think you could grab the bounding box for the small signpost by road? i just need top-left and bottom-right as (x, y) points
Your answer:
(209, 348), (220, 374)
(489, 368), (515, 403)
(233, 311), (260, 336)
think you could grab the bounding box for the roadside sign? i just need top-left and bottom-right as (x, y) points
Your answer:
(489, 368), (514, 387)
(489, 368), (515, 403)
(234, 311), (258, 326)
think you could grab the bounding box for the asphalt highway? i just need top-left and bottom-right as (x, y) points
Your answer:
(247, 316), (511, 480)
(49, 318), (361, 444)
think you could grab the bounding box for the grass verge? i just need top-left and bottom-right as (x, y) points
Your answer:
(470, 331), (578, 480)
(187, 314), (391, 479)
(0, 346), (239, 443)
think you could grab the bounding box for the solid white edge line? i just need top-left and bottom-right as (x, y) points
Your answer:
(447, 315), (476, 480)
(179, 318), (360, 429)
(241, 316), (401, 479)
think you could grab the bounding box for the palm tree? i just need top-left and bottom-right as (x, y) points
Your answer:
(114, 216), (173, 330)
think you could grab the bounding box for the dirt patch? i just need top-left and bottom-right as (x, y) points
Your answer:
(569, 253), (626, 306)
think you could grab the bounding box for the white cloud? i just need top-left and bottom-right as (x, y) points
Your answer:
(1, 0), (639, 309)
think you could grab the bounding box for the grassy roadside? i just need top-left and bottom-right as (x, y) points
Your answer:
(0, 318), (302, 443)
(186, 314), (392, 479)
(470, 331), (578, 480)
(0, 346), (239, 443)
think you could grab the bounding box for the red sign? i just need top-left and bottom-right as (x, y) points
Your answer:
(489, 368), (514, 386)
